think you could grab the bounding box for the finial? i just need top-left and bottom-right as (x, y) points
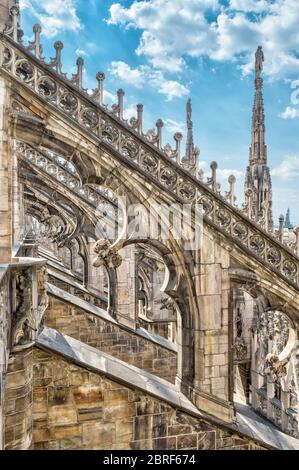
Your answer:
(187, 98), (193, 129)
(112, 89), (125, 118)
(50, 41), (64, 74)
(255, 46), (264, 80)
(72, 57), (84, 89)
(27, 24), (43, 58)
(174, 132), (183, 163)
(208, 161), (219, 193)
(94, 72), (105, 105)
(184, 97), (196, 168)
(33, 24), (42, 58)
(136, 104), (143, 133)
(226, 174), (236, 205)
(278, 214), (285, 243)
(10, 6), (19, 42)
(117, 89), (125, 119)
(128, 103), (143, 133)
(156, 119), (164, 148)
(4, 5), (20, 42)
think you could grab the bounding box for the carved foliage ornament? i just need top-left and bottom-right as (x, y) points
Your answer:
(93, 239), (122, 269)
(12, 268), (35, 347)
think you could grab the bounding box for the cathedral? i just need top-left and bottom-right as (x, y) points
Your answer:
(0, 1), (299, 451)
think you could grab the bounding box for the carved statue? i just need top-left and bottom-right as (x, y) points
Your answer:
(12, 268), (35, 347)
(263, 353), (287, 380)
(255, 46), (264, 79)
(234, 337), (247, 361)
(93, 239), (122, 269)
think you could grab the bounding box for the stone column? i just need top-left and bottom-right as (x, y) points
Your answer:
(11, 143), (23, 252)
(4, 347), (34, 449)
(87, 239), (107, 294)
(0, 76), (12, 263)
(192, 230), (234, 421)
(117, 245), (137, 328)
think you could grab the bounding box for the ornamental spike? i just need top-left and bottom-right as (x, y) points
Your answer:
(117, 89), (125, 119)
(173, 132), (183, 163)
(50, 41), (63, 74)
(94, 72), (105, 106)
(156, 119), (164, 149)
(137, 104), (143, 134)
(72, 57), (84, 89)
(226, 174), (236, 206)
(32, 24), (42, 58)
(278, 214), (285, 243)
(10, 5), (19, 42)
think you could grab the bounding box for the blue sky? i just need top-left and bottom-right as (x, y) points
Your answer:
(20, 0), (299, 225)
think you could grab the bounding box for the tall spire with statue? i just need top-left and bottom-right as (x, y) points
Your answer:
(285, 208), (293, 230)
(185, 98), (194, 163)
(181, 98), (199, 173)
(244, 46), (273, 231)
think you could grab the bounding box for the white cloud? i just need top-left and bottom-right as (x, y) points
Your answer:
(216, 168), (244, 182)
(279, 106), (299, 119)
(123, 104), (138, 121)
(108, 0), (299, 80)
(164, 119), (185, 134)
(229, 0), (270, 12)
(108, 0), (218, 73)
(156, 78), (189, 101)
(109, 61), (145, 87)
(272, 156), (299, 179)
(103, 89), (116, 105)
(20, 0), (81, 37)
(109, 61), (189, 100)
(75, 48), (87, 57)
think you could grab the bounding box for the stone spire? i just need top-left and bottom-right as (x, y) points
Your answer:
(244, 46), (273, 231)
(285, 208), (293, 230)
(181, 98), (199, 173)
(185, 98), (194, 164)
(0, 1), (19, 32)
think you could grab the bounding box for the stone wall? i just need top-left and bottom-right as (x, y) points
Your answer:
(4, 348), (34, 449)
(31, 348), (267, 450)
(48, 275), (107, 309)
(45, 297), (177, 383)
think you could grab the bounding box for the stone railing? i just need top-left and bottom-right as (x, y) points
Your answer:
(255, 387), (299, 438)
(1, 33), (299, 289)
(17, 141), (117, 215)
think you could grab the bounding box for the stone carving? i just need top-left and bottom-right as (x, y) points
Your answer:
(159, 297), (176, 316)
(255, 46), (264, 78)
(17, 142), (117, 210)
(263, 354), (287, 380)
(2, 36), (299, 287)
(37, 266), (48, 327)
(234, 338), (248, 361)
(12, 268), (35, 347)
(93, 239), (122, 268)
